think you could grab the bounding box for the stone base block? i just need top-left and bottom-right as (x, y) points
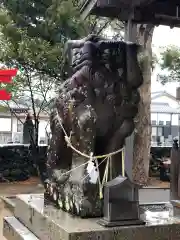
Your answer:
(171, 200), (180, 217)
(3, 194), (180, 240)
(98, 218), (145, 227)
(4, 216), (39, 240)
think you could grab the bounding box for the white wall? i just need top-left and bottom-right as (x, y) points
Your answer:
(0, 118), (11, 131)
(0, 116), (50, 143)
(172, 114), (179, 125)
(151, 112), (178, 125)
(12, 117), (17, 132)
(38, 120), (50, 141)
(151, 113), (171, 122)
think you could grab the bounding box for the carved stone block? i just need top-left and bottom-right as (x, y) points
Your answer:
(98, 175), (144, 226)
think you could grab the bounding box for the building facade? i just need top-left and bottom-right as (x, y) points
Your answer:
(151, 91), (180, 147)
(0, 102), (50, 144)
(0, 92), (179, 146)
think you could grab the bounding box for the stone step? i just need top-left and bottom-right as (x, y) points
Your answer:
(1, 196), (16, 213)
(3, 216), (39, 240)
(14, 194), (69, 240)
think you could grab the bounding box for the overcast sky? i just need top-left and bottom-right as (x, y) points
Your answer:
(152, 26), (180, 96)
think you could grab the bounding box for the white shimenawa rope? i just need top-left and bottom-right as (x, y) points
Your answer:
(54, 108), (125, 198)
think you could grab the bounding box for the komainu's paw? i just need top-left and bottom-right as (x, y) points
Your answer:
(52, 169), (70, 184)
(79, 198), (93, 217)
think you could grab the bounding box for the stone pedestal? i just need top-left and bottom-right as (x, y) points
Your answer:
(4, 194), (180, 240)
(171, 200), (180, 217)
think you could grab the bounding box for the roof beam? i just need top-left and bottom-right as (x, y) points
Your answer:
(80, 0), (180, 27)
(80, 0), (97, 20)
(80, 0), (156, 20)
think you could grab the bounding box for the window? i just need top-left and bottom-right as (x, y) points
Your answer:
(166, 121), (171, 126)
(159, 121), (164, 126)
(164, 126), (171, 138)
(151, 120), (157, 125)
(17, 120), (23, 132)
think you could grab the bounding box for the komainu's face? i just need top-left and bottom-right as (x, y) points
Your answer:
(71, 37), (140, 79)
(67, 35), (143, 110)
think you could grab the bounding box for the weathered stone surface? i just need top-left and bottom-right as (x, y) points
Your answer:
(170, 139), (180, 201)
(8, 194), (180, 240)
(23, 113), (35, 144)
(43, 35), (144, 218)
(4, 216), (39, 240)
(171, 200), (180, 219)
(101, 176), (142, 226)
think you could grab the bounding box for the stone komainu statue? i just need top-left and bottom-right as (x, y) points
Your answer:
(44, 35), (143, 217)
